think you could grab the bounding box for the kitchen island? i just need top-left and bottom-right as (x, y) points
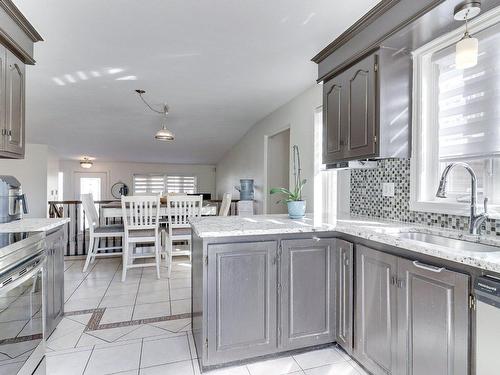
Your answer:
(190, 214), (500, 374)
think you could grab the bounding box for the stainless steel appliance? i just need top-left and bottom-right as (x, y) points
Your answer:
(475, 276), (500, 375)
(0, 232), (46, 375)
(0, 176), (28, 223)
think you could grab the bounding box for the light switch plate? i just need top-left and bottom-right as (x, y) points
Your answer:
(382, 183), (395, 197)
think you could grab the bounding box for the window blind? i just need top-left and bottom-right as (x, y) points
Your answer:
(133, 175), (165, 194)
(433, 22), (500, 161)
(165, 176), (197, 194)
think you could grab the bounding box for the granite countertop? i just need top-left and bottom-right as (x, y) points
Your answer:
(190, 214), (500, 273)
(0, 218), (70, 233)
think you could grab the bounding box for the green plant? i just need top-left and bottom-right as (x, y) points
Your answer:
(270, 145), (307, 204)
(270, 179), (307, 204)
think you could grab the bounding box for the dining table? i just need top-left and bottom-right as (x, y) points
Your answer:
(99, 201), (218, 225)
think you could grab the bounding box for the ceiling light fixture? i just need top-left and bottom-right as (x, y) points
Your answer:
(135, 89), (175, 142)
(80, 157), (93, 169)
(454, 1), (481, 70)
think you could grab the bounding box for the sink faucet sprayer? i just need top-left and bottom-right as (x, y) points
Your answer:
(436, 162), (488, 235)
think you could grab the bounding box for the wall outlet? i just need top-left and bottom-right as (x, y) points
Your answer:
(382, 182), (395, 197)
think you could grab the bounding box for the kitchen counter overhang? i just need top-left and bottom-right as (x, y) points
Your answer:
(190, 214), (500, 274)
(0, 218), (70, 233)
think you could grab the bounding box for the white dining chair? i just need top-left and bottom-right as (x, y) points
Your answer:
(121, 195), (161, 282)
(219, 192), (232, 216)
(81, 193), (124, 273)
(163, 195), (202, 277)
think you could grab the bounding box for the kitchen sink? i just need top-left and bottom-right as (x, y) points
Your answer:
(398, 232), (500, 253)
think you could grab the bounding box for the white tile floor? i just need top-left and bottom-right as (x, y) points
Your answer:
(46, 257), (369, 375)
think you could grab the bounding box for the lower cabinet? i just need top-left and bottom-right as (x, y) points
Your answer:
(355, 245), (398, 375)
(397, 258), (469, 375)
(45, 227), (65, 336)
(355, 245), (470, 375)
(335, 239), (354, 354)
(281, 239), (336, 349)
(207, 241), (278, 364)
(206, 238), (337, 365)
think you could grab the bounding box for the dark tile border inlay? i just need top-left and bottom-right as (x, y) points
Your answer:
(64, 308), (191, 332)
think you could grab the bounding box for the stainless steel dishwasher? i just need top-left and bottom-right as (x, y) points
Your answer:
(475, 276), (500, 375)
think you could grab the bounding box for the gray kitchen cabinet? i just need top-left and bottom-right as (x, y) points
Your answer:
(323, 52), (377, 164)
(207, 241), (278, 364)
(322, 47), (411, 166)
(3, 50), (25, 156)
(397, 258), (469, 375)
(345, 54), (377, 160)
(280, 239), (336, 350)
(45, 227), (65, 336)
(355, 245), (398, 375)
(323, 75), (345, 164)
(355, 245), (470, 375)
(335, 239), (353, 354)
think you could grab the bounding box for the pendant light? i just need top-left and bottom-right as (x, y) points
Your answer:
(80, 157), (93, 169)
(454, 1), (481, 70)
(135, 89), (175, 142)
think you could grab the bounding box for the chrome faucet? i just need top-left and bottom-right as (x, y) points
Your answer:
(436, 162), (488, 235)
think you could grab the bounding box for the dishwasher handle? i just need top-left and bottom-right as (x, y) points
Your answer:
(412, 260), (445, 273)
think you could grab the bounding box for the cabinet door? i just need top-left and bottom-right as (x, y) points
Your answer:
(207, 241), (278, 364)
(4, 50), (25, 155)
(45, 228), (65, 336)
(323, 75), (346, 164)
(355, 245), (398, 375)
(281, 239), (335, 350)
(335, 239), (353, 354)
(45, 240), (55, 335)
(397, 259), (469, 375)
(52, 229), (65, 319)
(345, 54), (377, 160)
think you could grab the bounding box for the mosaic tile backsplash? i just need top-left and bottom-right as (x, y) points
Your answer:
(350, 159), (500, 237)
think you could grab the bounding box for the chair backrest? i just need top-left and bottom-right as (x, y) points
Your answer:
(121, 195), (160, 230)
(167, 195), (202, 227)
(219, 193), (232, 216)
(81, 193), (99, 231)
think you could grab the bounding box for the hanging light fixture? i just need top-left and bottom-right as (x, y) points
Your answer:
(454, 1), (481, 70)
(80, 157), (93, 169)
(135, 89), (175, 142)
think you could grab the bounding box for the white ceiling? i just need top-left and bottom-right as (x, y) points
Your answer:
(15, 0), (378, 164)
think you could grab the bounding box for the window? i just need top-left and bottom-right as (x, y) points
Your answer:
(314, 106), (338, 223)
(166, 176), (197, 194)
(133, 175), (165, 195)
(411, 9), (500, 216)
(133, 174), (197, 195)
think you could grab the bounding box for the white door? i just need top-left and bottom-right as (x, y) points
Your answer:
(74, 172), (108, 230)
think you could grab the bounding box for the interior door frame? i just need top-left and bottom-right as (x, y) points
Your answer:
(73, 171), (109, 200)
(263, 126), (291, 214)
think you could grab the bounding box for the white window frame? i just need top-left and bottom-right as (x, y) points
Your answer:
(165, 175), (198, 194)
(133, 174), (166, 195)
(410, 7), (500, 218)
(132, 174), (198, 195)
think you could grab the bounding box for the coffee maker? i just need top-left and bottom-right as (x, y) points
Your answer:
(0, 176), (28, 223)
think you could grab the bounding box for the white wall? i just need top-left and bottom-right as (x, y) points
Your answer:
(216, 84), (322, 214)
(47, 148), (60, 203)
(0, 143), (53, 218)
(60, 160), (216, 200)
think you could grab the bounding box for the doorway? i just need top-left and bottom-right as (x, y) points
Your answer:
(266, 128), (290, 214)
(74, 172), (108, 230)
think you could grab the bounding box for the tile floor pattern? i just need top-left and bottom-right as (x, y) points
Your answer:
(44, 257), (369, 375)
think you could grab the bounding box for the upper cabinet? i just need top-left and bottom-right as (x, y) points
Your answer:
(0, 0), (42, 159)
(323, 53), (378, 164)
(322, 48), (410, 165)
(4, 50), (25, 155)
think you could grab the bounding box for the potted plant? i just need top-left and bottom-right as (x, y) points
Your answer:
(270, 145), (307, 219)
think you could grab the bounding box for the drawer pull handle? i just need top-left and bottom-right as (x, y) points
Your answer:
(413, 260), (444, 273)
